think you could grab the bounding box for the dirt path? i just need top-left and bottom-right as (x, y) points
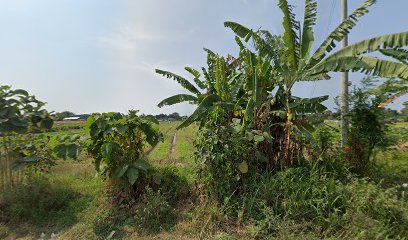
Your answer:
(170, 133), (177, 153)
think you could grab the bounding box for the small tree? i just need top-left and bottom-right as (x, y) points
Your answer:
(347, 77), (406, 171)
(85, 111), (163, 197)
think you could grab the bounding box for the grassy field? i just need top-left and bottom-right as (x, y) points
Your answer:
(0, 121), (407, 239)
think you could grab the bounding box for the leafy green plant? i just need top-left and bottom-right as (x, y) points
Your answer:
(346, 77), (406, 172)
(85, 111), (163, 193)
(224, 0), (408, 164)
(0, 85), (80, 188)
(194, 118), (254, 201)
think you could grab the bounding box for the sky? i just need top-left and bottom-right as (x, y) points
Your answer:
(0, 0), (407, 115)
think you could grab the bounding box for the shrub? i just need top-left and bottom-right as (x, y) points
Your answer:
(194, 119), (255, 202)
(85, 111), (163, 198)
(346, 77), (406, 172)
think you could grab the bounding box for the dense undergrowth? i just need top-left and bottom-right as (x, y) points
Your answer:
(1, 122), (407, 239)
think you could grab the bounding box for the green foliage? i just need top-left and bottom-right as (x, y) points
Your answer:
(77, 166), (189, 238)
(380, 48), (408, 64)
(347, 77), (405, 172)
(52, 111), (76, 121)
(11, 133), (82, 171)
(194, 118), (255, 201)
(85, 111), (163, 192)
(0, 85), (53, 134)
(0, 85), (82, 188)
(0, 174), (77, 224)
(313, 124), (336, 155)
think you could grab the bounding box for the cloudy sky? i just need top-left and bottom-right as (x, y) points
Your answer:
(0, 0), (407, 115)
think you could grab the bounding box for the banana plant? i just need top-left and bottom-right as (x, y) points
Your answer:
(225, 0), (408, 162)
(155, 49), (217, 109)
(157, 50), (246, 129)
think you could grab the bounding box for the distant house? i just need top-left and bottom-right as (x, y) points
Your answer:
(62, 114), (90, 121)
(62, 116), (81, 121)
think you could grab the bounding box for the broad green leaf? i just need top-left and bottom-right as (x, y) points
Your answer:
(325, 31), (408, 61)
(158, 94), (198, 108)
(300, 0), (317, 64)
(54, 144), (80, 160)
(185, 66), (206, 89)
(278, 0), (299, 68)
(309, 0), (376, 67)
(246, 131), (254, 141)
(155, 69), (201, 95)
(133, 159), (151, 171)
(40, 117), (53, 129)
(310, 56), (408, 80)
(112, 164), (129, 178)
(224, 21), (252, 39)
(12, 89), (29, 96)
(152, 173), (162, 184)
(254, 135), (265, 143)
(263, 132), (273, 143)
(126, 167), (139, 185)
(139, 122), (161, 146)
(380, 48), (408, 63)
(177, 94), (222, 129)
(238, 161), (248, 174)
(101, 142), (119, 164)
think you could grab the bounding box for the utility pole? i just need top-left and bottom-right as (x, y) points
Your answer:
(340, 0), (349, 148)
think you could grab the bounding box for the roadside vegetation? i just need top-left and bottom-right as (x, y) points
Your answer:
(1, 0), (408, 239)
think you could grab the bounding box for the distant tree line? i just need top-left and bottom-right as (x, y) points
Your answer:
(52, 111), (186, 122)
(142, 112), (185, 122)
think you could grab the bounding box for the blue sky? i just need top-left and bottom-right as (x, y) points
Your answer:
(0, 0), (407, 115)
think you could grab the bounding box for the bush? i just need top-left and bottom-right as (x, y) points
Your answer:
(133, 187), (176, 233)
(91, 167), (190, 237)
(155, 165), (191, 204)
(194, 121), (254, 202)
(85, 111), (163, 199)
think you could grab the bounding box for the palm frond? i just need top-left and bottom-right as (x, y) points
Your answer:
(290, 95), (328, 114)
(300, 0), (317, 64)
(325, 32), (408, 61)
(224, 21), (253, 40)
(185, 66), (207, 89)
(203, 48), (216, 57)
(155, 69), (201, 95)
(309, 0), (376, 67)
(157, 94), (198, 108)
(380, 48), (408, 64)
(177, 94), (222, 129)
(278, 0), (300, 68)
(310, 56), (408, 80)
